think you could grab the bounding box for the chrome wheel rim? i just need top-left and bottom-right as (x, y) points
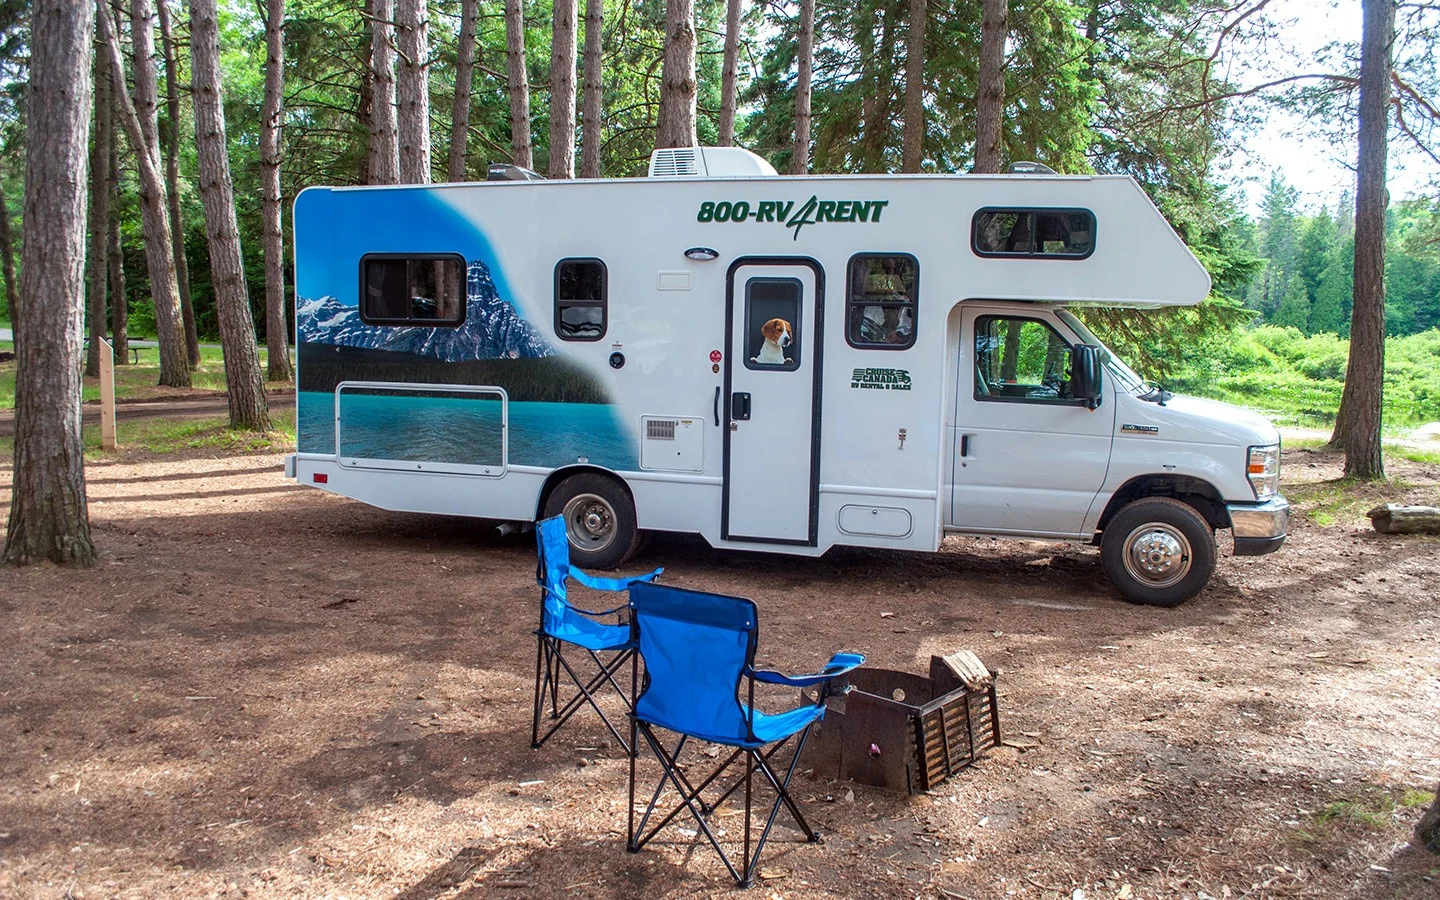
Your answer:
(1121, 523), (1192, 589)
(562, 493), (617, 552)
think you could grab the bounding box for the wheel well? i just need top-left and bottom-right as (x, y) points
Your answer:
(1096, 475), (1228, 536)
(535, 466), (635, 522)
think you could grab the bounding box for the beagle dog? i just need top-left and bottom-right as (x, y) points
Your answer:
(752, 317), (793, 365)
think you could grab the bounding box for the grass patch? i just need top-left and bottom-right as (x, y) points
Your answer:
(1315, 795), (1405, 830)
(1401, 788), (1436, 809)
(82, 408), (296, 457)
(1, 345), (288, 410)
(1394, 446), (1440, 465)
(1285, 476), (1416, 526)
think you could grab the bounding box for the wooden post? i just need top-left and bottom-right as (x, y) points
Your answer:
(98, 336), (117, 450)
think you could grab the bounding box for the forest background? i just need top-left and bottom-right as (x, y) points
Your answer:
(0, 0), (1437, 436)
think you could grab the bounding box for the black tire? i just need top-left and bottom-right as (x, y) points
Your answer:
(1100, 497), (1215, 607)
(541, 473), (641, 570)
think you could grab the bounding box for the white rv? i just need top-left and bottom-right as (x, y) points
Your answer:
(284, 147), (1289, 606)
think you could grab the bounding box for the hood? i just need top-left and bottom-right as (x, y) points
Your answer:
(1114, 391), (1281, 448)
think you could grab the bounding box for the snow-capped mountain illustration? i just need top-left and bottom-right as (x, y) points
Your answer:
(297, 260), (552, 361)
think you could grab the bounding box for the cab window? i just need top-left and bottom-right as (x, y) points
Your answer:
(974, 316), (1080, 402)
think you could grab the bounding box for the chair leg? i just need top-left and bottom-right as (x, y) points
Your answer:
(630, 724), (745, 885)
(533, 645), (635, 753)
(531, 636), (550, 749)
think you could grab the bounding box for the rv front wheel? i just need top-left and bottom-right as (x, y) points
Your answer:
(542, 474), (641, 569)
(1100, 497), (1215, 607)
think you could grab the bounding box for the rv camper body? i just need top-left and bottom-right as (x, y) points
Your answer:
(286, 148), (1289, 606)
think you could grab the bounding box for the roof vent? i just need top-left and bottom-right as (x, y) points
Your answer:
(1008, 161), (1056, 175)
(649, 147), (702, 177)
(487, 163), (545, 181)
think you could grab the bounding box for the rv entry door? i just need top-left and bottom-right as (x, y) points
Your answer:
(723, 261), (822, 545)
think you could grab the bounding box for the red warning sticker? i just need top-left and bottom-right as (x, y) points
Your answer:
(709, 350), (722, 363)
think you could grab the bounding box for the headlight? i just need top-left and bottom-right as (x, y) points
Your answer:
(1247, 444), (1280, 499)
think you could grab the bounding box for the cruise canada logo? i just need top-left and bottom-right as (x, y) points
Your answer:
(851, 367), (912, 391)
(697, 195), (889, 240)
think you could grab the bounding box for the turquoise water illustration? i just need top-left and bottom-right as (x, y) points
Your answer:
(297, 392), (637, 471)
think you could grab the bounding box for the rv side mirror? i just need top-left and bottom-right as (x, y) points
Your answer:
(1070, 344), (1102, 409)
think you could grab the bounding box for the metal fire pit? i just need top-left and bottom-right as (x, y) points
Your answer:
(808, 654), (1000, 794)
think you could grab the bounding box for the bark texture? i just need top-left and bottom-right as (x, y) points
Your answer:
(790, 0), (813, 173)
(368, 0), (401, 184)
(718, 0), (741, 146)
(1417, 783), (1440, 854)
(4, 0), (98, 567)
(261, 0), (292, 381)
(579, 0), (603, 177)
(447, 0), (477, 182)
(900, 0), (925, 172)
(973, 0), (1007, 173)
(395, 0), (432, 184)
(548, 0), (577, 177)
(505, 0), (532, 168)
(87, 33), (112, 378)
(1332, 0), (1393, 479)
(656, 0), (697, 149)
(108, 111), (129, 365)
(157, 0), (199, 365)
(106, 0), (190, 386)
(189, 0), (271, 430)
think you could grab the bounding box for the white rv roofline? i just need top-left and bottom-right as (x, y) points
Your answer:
(321, 172), (1114, 192)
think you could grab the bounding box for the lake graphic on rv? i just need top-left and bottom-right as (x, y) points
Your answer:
(297, 392), (638, 471)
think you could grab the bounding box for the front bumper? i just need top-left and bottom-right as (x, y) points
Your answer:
(1227, 495), (1290, 556)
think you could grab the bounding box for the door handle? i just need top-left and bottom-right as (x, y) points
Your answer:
(713, 385), (721, 427)
(731, 392), (752, 421)
(960, 434), (971, 457)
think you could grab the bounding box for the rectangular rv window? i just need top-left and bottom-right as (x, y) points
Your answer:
(743, 278), (802, 371)
(555, 258), (607, 341)
(360, 255), (466, 325)
(972, 208), (1095, 258)
(846, 254), (918, 349)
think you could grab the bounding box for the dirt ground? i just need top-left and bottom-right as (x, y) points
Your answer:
(0, 438), (1437, 899)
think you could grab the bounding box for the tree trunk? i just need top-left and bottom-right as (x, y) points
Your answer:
(395, 0), (432, 184)
(973, 0), (1007, 174)
(1417, 783), (1440, 854)
(189, 0), (271, 431)
(261, 0), (292, 381)
(86, 31), (112, 379)
(505, 0), (532, 168)
(900, 0), (925, 172)
(579, 0), (603, 177)
(718, 0), (741, 146)
(369, 0), (401, 184)
(108, 100), (129, 366)
(0, 181), (17, 333)
(548, 0), (577, 178)
(102, 0), (191, 387)
(656, 0), (696, 149)
(157, 0), (199, 365)
(4, 0), (98, 567)
(447, 0), (477, 182)
(790, 0), (813, 173)
(857, 0), (893, 172)
(1332, 0), (1392, 479)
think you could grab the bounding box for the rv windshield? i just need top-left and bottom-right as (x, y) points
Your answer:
(1055, 310), (1147, 394)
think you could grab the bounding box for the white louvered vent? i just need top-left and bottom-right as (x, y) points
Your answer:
(646, 419), (677, 441)
(648, 148), (701, 177)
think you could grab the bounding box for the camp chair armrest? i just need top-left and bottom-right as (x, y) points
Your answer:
(750, 651), (866, 688)
(570, 566), (663, 593)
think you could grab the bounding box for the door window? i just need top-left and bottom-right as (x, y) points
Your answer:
(743, 278), (802, 370)
(974, 316), (1079, 402)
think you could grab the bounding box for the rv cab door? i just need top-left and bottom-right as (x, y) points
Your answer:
(723, 261), (822, 545)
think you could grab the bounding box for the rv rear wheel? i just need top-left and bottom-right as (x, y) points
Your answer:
(1100, 497), (1215, 607)
(542, 473), (641, 570)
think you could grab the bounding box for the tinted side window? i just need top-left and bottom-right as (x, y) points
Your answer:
(846, 254), (918, 350)
(974, 316), (1079, 402)
(972, 208), (1095, 258)
(555, 258), (607, 341)
(360, 255), (467, 325)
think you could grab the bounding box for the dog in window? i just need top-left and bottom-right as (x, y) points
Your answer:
(752, 318), (794, 366)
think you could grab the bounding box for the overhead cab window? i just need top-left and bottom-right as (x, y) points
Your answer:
(972, 208), (1095, 258)
(846, 254), (917, 349)
(360, 254), (467, 325)
(555, 258), (607, 341)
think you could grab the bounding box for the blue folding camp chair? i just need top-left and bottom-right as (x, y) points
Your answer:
(532, 515), (660, 753)
(626, 581), (864, 887)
